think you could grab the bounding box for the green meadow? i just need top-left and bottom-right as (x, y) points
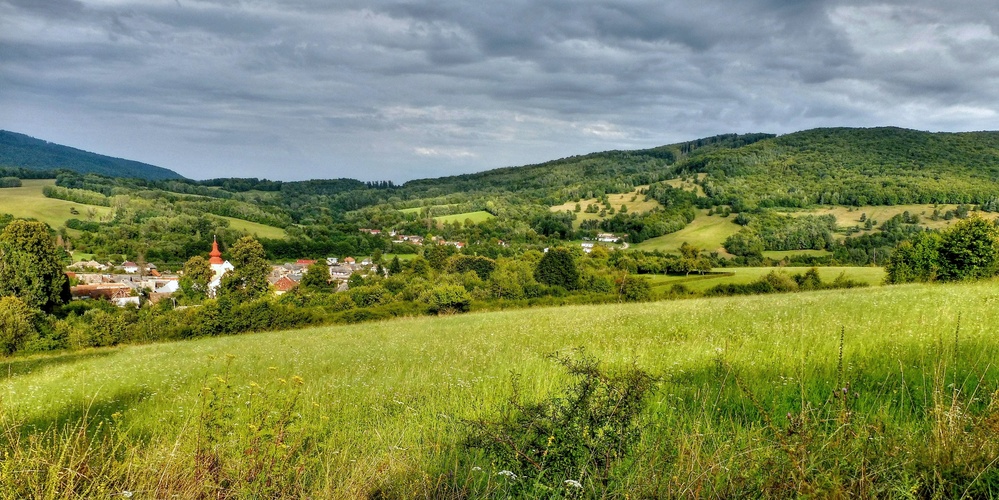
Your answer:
(220, 216), (288, 239)
(433, 210), (495, 225)
(0, 179), (112, 229)
(4, 280), (999, 496)
(647, 266), (886, 292)
(633, 210), (742, 254)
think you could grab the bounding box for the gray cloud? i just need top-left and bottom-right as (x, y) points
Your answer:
(1, 0), (998, 181)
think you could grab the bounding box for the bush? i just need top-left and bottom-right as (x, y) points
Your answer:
(463, 350), (658, 495)
(0, 296), (37, 355)
(420, 284), (471, 315)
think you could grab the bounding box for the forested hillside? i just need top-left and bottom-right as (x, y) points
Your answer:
(0, 130), (184, 180)
(685, 127), (999, 209)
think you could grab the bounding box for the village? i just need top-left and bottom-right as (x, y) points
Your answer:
(64, 230), (625, 307)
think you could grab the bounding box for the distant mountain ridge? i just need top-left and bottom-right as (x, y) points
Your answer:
(0, 130), (185, 181)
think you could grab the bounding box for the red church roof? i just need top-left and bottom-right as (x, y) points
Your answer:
(209, 237), (224, 265)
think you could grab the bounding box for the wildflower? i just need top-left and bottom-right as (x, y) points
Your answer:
(121, 492), (133, 498)
(564, 479), (583, 489)
(497, 470), (518, 480)
(471, 466), (482, 471)
(292, 375), (304, 385)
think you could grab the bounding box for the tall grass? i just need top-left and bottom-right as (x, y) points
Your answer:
(3, 281), (999, 496)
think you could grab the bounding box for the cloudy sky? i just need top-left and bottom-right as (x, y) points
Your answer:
(2, 0), (998, 182)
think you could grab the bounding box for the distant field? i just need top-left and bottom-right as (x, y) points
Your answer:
(779, 204), (999, 238)
(221, 216), (288, 239)
(0, 179), (112, 229)
(647, 266), (885, 292)
(633, 210), (741, 254)
(399, 204), (459, 215)
(762, 249), (833, 259)
(434, 211), (495, 225)
(550, 186), (662, 228)
(663, 173), (706, 196)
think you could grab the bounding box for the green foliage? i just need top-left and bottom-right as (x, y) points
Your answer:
(420, 284), (471, 315)
(423, 244), (459, 271)
(885, 232), (942, 284)
(219, 237), (270, 302)
(0, 220), (69, 312)
(937, 215), (999, 281)
(463, 350), (657, 495)
(0, 176), (22, 188)
(449, 254), (496, 280)
(888, 215), (999, 283)
(616, 275), (653, 302)
(0, 296), (38, 354)
(534, 248), (580, 290)
(690, 127), (999, 208)
(300, 262), (332, 292)
(181, 255), (213, 300)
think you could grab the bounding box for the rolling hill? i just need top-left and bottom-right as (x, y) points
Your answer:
(0, 130), (184, 181)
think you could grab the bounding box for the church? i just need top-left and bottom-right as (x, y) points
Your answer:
(207, 237), (234, 296)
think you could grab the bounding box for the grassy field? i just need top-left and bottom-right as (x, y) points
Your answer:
(221, 216), (287, 239)
(763, 249), (833, 260)
(0, 180), (288, 239)
(779, 204), (999, 238)
(646, 266), (885, 292)
(4, 280), (999, 496)
(550, 186), (662, 228)
(0, 180), (112, 229)
(434, 210), (495, 225)
(633, 209), (742, 254)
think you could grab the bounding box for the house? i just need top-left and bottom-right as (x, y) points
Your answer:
(70, 284), (139, 307)
(329, 265), (353, 280)
(296, 259), (317, 266)
(343, 257), (356, 265)
(326, 257), (339, 265)
(581, 242), (595, 253)
(359, 228), (382, 235)
(597, 233), (620, 243)
(273, 276), (298, 295)
(121, 261), (139, 274)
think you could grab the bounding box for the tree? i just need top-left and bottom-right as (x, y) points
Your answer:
(885, 232), (941, 283)
(388, 256), (403, 275)
(300, 262), (332, 292)
(219, 236), (270, 301)
(937, 215), (999, 281)
(0, 220), (69, 312)
(181, 255), (212, 300)
(534, 248), (580, 290)
(0, 296), (37, 355)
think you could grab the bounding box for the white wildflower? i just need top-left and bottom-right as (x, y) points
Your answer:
(497, 470), (518, 480)
(564, 479), (583, 488)
(121, 492), (133, 499)
(471, 466), (482, 471)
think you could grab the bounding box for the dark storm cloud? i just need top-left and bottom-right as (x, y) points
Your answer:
(1, 0), (998, 181)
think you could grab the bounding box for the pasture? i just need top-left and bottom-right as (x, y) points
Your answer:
(633, 209), (741, 254)
(433, 210), (495, 225)
(3, 280), (998, 496)
(646, 266), (885, 292)
(550, 186), (662, 228)
(0, 179), (111, 230)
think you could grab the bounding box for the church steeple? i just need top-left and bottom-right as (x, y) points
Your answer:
(209, 236), (224, 265)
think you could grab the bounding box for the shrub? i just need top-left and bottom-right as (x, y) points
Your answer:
(0, 296), (37, 355)
(420, 284), (472, 315)
(463, 350), (657, 495)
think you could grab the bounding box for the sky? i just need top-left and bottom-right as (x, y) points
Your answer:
(2, 0), (998, 182)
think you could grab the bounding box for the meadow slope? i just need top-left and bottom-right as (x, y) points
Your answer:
(4, 282), (999, 496)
